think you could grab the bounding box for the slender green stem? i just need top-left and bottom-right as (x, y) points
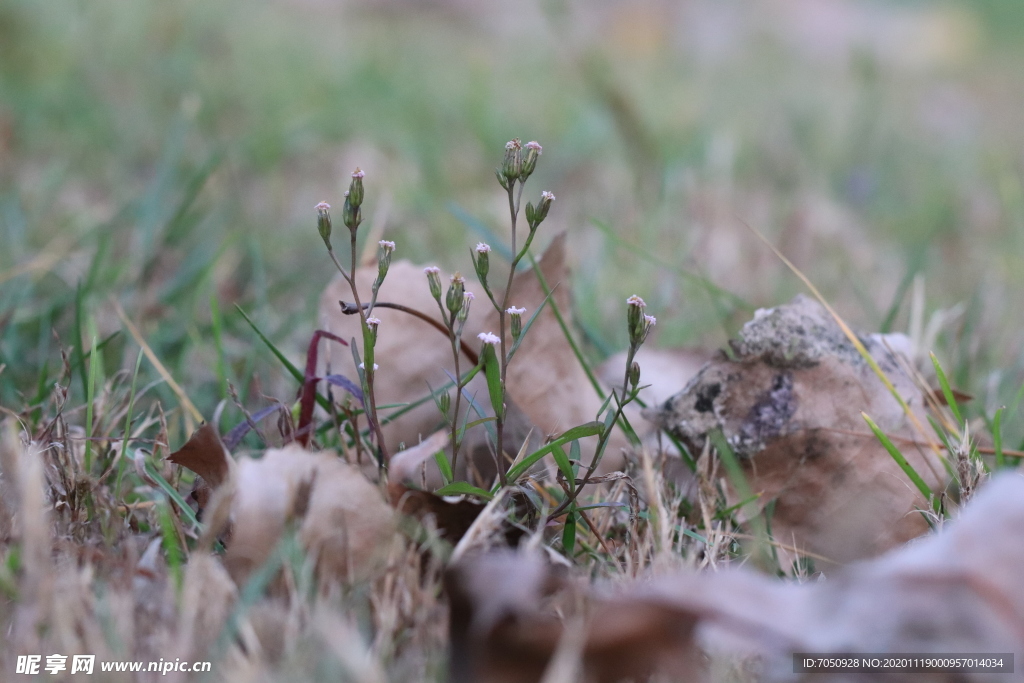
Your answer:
(547, 345), (639, 521)
(327, 236), (389, 467)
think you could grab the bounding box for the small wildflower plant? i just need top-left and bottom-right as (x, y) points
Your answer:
(316, 141), (655, 541)
(316, 168), (392, 467)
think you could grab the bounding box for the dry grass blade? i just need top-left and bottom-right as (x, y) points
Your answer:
(113, 299), (204, 425)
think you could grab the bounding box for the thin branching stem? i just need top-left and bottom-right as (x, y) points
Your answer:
(326, 237), (390, 468)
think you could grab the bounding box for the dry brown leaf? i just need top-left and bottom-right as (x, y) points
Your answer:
(225, 444), (395, 585)
(166, 422), (233, 488)
(645, 294), (946, 566)
(449, 473), (1024, 683)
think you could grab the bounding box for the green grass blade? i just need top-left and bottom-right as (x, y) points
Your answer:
(527, 253), (604, 399)
(562, 510), (578, 557)
(708, 430), (774, 569)
(144, 459), (202, 531)
(930, 352), (963, 425)
(74, 281), (88, 402)
(210, 294), (228, 400)
(504, 422), (603, 484)
(235, 305), (303, 383)
(433, 450), (454, 486)
(863, 412), (934, 505)
(434, 482), (493, 500)
(156, 497), (184, 592)
(84, 332), (99, 475)
(551, 443), (576, 493)
(236, 305), (331, 413)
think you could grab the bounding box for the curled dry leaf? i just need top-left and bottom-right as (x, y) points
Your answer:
(225, 444), (395, 585)
(449, 473), (1024, 683)
(167, 422), (235, 513)
(645, 294), (946, 566)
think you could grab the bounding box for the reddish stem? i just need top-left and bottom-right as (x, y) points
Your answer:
(298, 329), (349, 447)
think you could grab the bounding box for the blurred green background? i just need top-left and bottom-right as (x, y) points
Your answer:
(1, 0), (1023, 443)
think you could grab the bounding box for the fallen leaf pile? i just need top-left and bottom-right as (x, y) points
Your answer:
(447, 472), (1024, 683)
(645, 294), (947, 566)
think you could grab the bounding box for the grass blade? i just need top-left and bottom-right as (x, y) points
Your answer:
(116, 351), (144, 500)
(930, 352), (963, 426)
(434, 482), (493, 500)
(504, 422), (603, 484)
(863, 412), (934, 505)
(84, 332), (99, 474)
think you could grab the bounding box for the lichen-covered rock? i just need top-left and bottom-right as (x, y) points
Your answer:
(645, 295), (946, 566)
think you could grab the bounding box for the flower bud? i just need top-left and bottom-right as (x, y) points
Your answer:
(501, 139), (522, 183)
(343, 192), (361, 232)
(348, 168), (365, 208)
(536, 190), (555, 222)
(366, 316), (381, 345)
(507, 306), (526, 342)
(457, 291), (474, 333)
(315, 202), (332, 249)
(376, 240), (395, 285)
(474, 243), (491, 283)
(424, 266), (442, 301)
(527, 190), (555, 230)
(439, 390), (451, 416)
(629, 361), (641, 392)
(626, 295), (647, 347)
(446, 273), (465, 315)
(521, 141), (542, 180)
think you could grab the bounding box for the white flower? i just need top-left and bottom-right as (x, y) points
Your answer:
(450, 272), (465, 284)
(541, 190), (555, 201)
(378, 239), (395, 252)
(464, 292), (475, 302)
(423, 266), (440, 275)
(366, 317), (381, 327)
(352, 168), (365, 178)
(505, 139), (522, 150)
(644, 315), (656, 326)
(626, 294), (646, 308)
(506, 306), (526, 315)
(475, 242), (491, 253)
(525, 141), (542, 154)
(315, 201), (330, 211)
(477, 332), (501, 345)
